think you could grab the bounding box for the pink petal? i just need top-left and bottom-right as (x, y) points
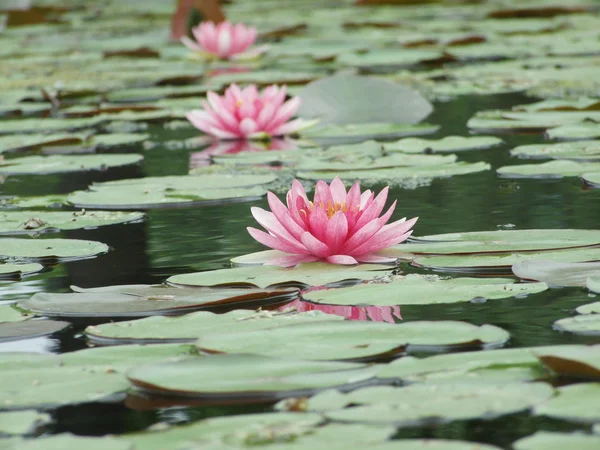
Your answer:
(308, 206), (328, 243)
(247, 227), (309, 254)
(267, 192), (306, 240)
(300, 232), (330, 258)
(325, 211), (348, 254)
(313, 180), (333, 209)
(269, 118), (311, 136)
(340, 217), (385, 254)
(354, 253), (397, 263)
(181, 36), (203, 52)
(264, 96), (301, 131)
(329, 177), (347, 205)
(265, 254), (319, 267)
(326, 255), (358, 265)
(352, 188), (390, 232)
(239, 118), (258, 136)
(250, 207), (306, 251)
(350, 217), (418, 255)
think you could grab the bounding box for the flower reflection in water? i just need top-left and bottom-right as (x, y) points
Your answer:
(281, 298), (401, 324)
(189, 138), (297, 168)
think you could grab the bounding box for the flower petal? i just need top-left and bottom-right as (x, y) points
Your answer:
(265, 254), (319, 267)
(326, 255), (358, 265)
(247, 227), (309, 254)
(267, 192), (305, 240)
(325, 211), (348, 254)
(350, 217), (418, 255)
(300, 232), (330, 258)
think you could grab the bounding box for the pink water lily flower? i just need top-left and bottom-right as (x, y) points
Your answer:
(247, 177), (418, 267)
(181, 21), (261, 59)
(186, 84), (316, 140)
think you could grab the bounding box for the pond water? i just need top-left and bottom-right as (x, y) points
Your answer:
(2, 1), (600, 449)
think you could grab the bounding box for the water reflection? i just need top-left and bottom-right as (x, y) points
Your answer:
(189, 138), (297, 168)
(281, 298), (402, 323)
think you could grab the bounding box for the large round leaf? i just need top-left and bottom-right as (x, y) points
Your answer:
(305, 382), (554, 425)
(127, 354), (379, 400)
(497, 160), (600, 178)
(582, 172), (600, 187)
(553, 315), (600, 336)
(0, 262), (43, 279)
(0, 210), (145, 235)
(511, 140), (600, 161)
(0, 411), (50, 436)
(386, 136), (503, 154)
(68, 174), (275, 209)
(19, 285), (298, 319)
(0, 154), (143, 175)
(1, 434), (132, 450)
(535, 383), (600, 423)
(196, 320), (509, 361)
(167, 263), (394, 289)
(303, 275), (547, 306)
(0, 238), (109, 262)
(513, 432), (600, 450)
(535, 345), (600, 378)
(512, 260), (600, 287)
(297, 75), (433, 125)
(85, 309), (344, 345)
(588, 275), (600, 293)
(0, 319), (70, 343)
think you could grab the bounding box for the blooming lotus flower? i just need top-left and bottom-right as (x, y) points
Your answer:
(181, 21), (262, 59)
(247, 177), (418, 267)
(186, 84), (316, 140)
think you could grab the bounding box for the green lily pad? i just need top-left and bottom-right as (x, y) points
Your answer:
(388, 229), (600, 255)
(0, 133), (149, 155)
(0, 306), (27, 323)
(85, 309), (344, 345)
(338, 48), (445, 68)
(19, 285), (298, 319)
(535, 345), (600, 378)
(305, 382), (554, 425)
(375, 345), (565, 383)
(0, 410), (51, 436)
(167, 263), (393, 289)
(1, 194), (68, 209)
(510, 140), (600, 161)
(106, 85), (214, 102)
(303, 274), (547, 306)
(0, 210), (144, 235)
(554, 315), (600, 336)
(588, 275), (600, 293)
(582, 172), (600, 187)
(576, 302), (600, 314)
(513, 432), (600, 450)
(547, 122), (600, 140)
(196, 320), (509, 362)
(300, 122), (439, 143)
(68, 174), (276, 209)
(535, 382), (600, 423)
(411, 247), (600, 273)
(497, 160), (600, 178)
(297, 75), (432, 125)
(514, 98), (600, 112)
(468, 110), (600, 132)
(0, 238), (108, 262)
(298, 161), (490, 183)
(385, 136), (503, 154)
(126, 354), (379, 400)
(513, 260), (600, 287)
(0, 154), (143, 175)
(208, 70), (320, 88)
(0, 319), (70, 343)
(0, 262), (43, 279)
(2, 434), (133, 450)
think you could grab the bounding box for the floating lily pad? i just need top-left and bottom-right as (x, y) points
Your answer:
(0, 210), (144, 235)
(19, 285), (298, 319)
(547, 122), (600, 140)
(297, 75), (432, 125)
(376, 345), (563, 383)
(0, 319), (70, 343)
(0, 238), (108, 262)
(588, 275), (600, 293)
(2, 434), (133, 450)
(0, 262), (43, 279)
(511, 141), (600, 161)
(513, 431), (600, 450)
(576, 302), (600, 314)
(388, 229), (600, 255)
(305, 382), (554, 425)
(127, 354), (379, 400)
(554, 315), (600, 336)
(85, 309), (344, 345)
(385, 136), (503, 154)
(582, 172), (600, 187)
(1, 194), (68, 209)
(196, 320), (508, 362)
(513, 260), (600, 287)
(303, 274), (547, 306)
(167, 263), (393, 289)
(338, 48), (446, 68)
(0, 133), (149, 155)
(497, 160), (600, 178)
(535, 345), (600, 378)
(68, 174), (276, 209)
(0, 410), (51, 436)
(0, 154), (143, 175)
(298, 161), (490, 182)
(535, 382), (600, 423)
(411, 247), (600, 273)
(300, 122), (439, 143)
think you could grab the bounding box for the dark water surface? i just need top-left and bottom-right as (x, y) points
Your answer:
(2, 93), (599, 447)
